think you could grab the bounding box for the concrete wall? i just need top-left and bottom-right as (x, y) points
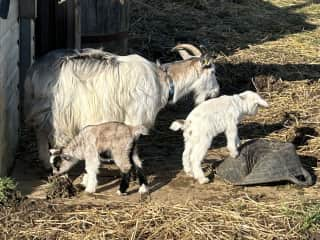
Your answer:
(0, 0), (20, 176)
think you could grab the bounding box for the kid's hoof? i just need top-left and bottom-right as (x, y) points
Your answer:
(198, 177), (210, 184)
(138, 184), (149, 194)
(116, 190), (128, 196)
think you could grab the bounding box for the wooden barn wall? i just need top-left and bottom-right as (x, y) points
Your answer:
(0, 0), (20, 176)
(81, 0), (129, 54)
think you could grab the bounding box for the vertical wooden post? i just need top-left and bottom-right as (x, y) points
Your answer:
(35, 0), (81, 57)
(19, 19), (35, 100)
(74, 0), (81, 49)
(66, 0), (81, 49)
(19, 0), (36, 106)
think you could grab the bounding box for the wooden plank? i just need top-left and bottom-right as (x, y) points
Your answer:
(66, 0), (74, 48)
(81, 0), (129, 54)
(0, 22), (19, 64)
(65, 0), (81, 49)
(81, 0), (97, 34)
(19, 0), (37, 19)
(0, 1), (18, 36)
(35, 0), (52, 57)
(74, 0), (81, 49)
(19, 18), (35, 102)
(54, 0), (67, 49)
(0, 0), (19, 176)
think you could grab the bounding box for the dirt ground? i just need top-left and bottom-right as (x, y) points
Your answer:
(1, 0), (320, 239)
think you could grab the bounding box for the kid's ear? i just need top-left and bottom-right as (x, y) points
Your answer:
(239, 92), (249, 101)
(49, 148), (61, 155)
(239, 90), (251, 98)
(258, 97), (269, 108)
(239, 95), (246, 101)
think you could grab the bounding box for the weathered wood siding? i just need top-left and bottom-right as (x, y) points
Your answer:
(81, 0), (129, 54)
(0, 0), (20, 176)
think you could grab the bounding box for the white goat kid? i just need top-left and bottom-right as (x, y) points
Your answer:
(24, 44), (219, 170)
(170, 91), (269, 184)
(49, 122), (149, 195)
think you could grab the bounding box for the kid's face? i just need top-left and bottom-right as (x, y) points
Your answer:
(50, 154), (75, 175)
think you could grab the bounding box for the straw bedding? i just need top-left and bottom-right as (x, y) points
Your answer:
(1, 196), (319, 240)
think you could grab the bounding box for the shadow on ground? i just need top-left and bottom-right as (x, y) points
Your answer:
(129, 0), (317, 60)
(217, 63), (320, 94)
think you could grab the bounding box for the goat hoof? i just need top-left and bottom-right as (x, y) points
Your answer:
(198, 177), (210, 184)
(138, 184), (149, 194)
(116, 190), (128, 196)
(230, 151), (239, 158)
(85, 187), (96, 193)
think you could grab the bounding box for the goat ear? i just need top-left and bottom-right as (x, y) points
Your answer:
(49, 148), (61, 156)
(211, 51), (218, 60)
(239, 94), (246, 101)
(239, 91), (251, 97)
(258, 98), (269, 108)
(239, 91), (250, 101)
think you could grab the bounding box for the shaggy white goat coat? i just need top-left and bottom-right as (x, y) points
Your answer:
(24, 46), (219, 169)
(170, 91), (269, 184)
(52, 54), (165, 145)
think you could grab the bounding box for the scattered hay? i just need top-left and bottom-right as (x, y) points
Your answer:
(46, 175), (78, 200)
(129, 0), (320, 62)
(252, 75), (286, 92)
(0, 196), (319, 239)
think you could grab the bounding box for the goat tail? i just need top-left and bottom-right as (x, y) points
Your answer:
(133, 125), (149, 137)
(169, 120), (185, 131)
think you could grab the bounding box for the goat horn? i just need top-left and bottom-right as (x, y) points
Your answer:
(171, 44), (202, 59)
(211, 51), (218, 59)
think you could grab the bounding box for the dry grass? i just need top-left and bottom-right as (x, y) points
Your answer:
(1, 195), (320, 240)
(243, 80), (320, 157)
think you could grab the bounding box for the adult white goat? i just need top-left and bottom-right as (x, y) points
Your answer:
(170, 91), (269, 184)
(24, 44), (219, 169)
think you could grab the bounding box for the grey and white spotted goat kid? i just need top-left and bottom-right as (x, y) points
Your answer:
(49, 122), (149, 195)
(170, 90), (269, 184)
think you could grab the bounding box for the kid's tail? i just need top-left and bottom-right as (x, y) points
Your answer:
(169, 120), (185, 131)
